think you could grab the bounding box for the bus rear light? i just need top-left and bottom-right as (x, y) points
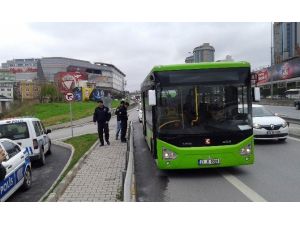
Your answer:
(33, 139), (39, 149)
(240, 144), (251, 156)
(162, 148), (177, 160)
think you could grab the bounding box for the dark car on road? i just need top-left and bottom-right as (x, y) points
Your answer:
(294, 100), (300, 110)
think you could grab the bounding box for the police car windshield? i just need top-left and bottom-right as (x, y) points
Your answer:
(0, 122), (29, 140)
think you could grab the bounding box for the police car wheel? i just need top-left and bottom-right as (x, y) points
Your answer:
(22, 168), (32, 190)
(39, 148), (46, 166)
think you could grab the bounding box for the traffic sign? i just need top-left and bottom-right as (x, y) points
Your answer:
(65, 92), (74, 101)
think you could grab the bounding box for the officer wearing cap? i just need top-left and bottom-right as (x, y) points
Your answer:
(115, 100), (125, 140)
(93, 99), (111, 146)
(118, 102), (129, 143)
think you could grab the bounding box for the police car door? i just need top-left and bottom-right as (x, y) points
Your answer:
(0, 140), (24, 201)
(38, 121), (49, 153)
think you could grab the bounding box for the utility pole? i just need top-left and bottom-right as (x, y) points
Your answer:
(270, 22), (274, 99)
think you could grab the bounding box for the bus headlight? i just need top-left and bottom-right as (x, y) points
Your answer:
(253, 123), (261, 129)
(240, 144), (252, 156)
(162, 148), (177, 160)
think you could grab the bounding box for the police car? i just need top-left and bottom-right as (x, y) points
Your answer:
(0, 117), (52, 166)
(0, 138), (31, 202)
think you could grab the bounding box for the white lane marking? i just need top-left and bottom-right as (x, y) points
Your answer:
(220, 171), (267, 202)
(287, 136), (300, 142)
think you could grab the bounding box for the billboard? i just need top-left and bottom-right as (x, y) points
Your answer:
(66, 86), (112, 103)
(55, 72), (88, 93)
(89, 87), (105, 102)
(255, 57), (300, 85)
(73, 87), (83, 101)
(82, 87), (93, 101)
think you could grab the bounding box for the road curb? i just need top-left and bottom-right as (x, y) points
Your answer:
(123, 121), (136, 202)
(39, 141), (75, 202)
(44, 139), (99, 202)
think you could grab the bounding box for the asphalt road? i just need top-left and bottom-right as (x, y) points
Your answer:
(8, 144), (71, 202)
(264, 105), (300, 120)
(133, 121), (300, 202)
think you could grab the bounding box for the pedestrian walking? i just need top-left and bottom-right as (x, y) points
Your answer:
(118, 102), (129, 143)
(93, 100), (111, 146)
(115, 101), (125, 140)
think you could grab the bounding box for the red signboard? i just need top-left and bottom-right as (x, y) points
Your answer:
(9, 67), (37, 74)
(256, 68), (270, 85)
(254, 57), (300, 85)
(55, 71), (88, 93)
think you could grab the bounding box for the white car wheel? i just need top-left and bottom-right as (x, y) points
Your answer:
(39, 148), (46, 166)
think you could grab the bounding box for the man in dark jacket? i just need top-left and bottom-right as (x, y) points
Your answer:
(115, 101), (124, 140)
(0, 148), (7, 180)
(118, 102), (129, 143)
(93, 100), (111, 146)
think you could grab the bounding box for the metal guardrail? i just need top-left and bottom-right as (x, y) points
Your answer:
(123, 121), (135, 202)
(281, 116), (300, 125)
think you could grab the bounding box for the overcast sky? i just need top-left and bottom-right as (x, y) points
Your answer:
(0, 22), (271, 91)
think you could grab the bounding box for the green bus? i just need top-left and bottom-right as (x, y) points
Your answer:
(140, 62), (255, 170)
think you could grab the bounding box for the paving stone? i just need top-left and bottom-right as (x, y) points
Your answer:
(58, 128), (127, 202)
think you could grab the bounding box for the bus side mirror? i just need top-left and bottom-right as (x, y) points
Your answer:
(253, 87), (260, 102)
(148, 90), (156, 106)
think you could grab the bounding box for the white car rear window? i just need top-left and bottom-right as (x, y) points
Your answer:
(0, 122), (29, 140)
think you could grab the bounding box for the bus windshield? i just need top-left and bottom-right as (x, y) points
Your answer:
(157, 85), (251, 135)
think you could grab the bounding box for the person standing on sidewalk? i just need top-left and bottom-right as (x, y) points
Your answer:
(119, 102), (129, 143)
(115, 100), (124, 140)
(93, 100), (111, 146)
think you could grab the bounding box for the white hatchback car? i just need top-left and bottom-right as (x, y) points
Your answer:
(0, 138), (31, 202)
(138, 109), (143, 123)
(251, 105), (289, 141)
(0, 117), (52, 166)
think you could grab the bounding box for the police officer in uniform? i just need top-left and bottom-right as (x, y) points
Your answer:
(115, 101), (125, 140)
(93, 100), (111, 146)
(118, 102), (129, 143)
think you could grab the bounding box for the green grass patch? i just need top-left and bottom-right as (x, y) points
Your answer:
(63, 133), (98, 176)
(42, 133), (98, 201)
(4, 100), (120, 127)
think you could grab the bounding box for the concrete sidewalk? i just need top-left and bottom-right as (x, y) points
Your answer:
(58, 134), (127, 202)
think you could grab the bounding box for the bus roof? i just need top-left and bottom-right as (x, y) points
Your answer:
(151, 61), (250, 73)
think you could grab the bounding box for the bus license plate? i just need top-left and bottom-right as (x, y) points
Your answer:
(267, 130), (280, 135)
(198, 159), (220, 165)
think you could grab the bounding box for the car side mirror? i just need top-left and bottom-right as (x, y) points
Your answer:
(46, 129), (52, 134)
(136, 108), (139, 111)
(274, 113), (279, 116)
(148, 90), (156, 106)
